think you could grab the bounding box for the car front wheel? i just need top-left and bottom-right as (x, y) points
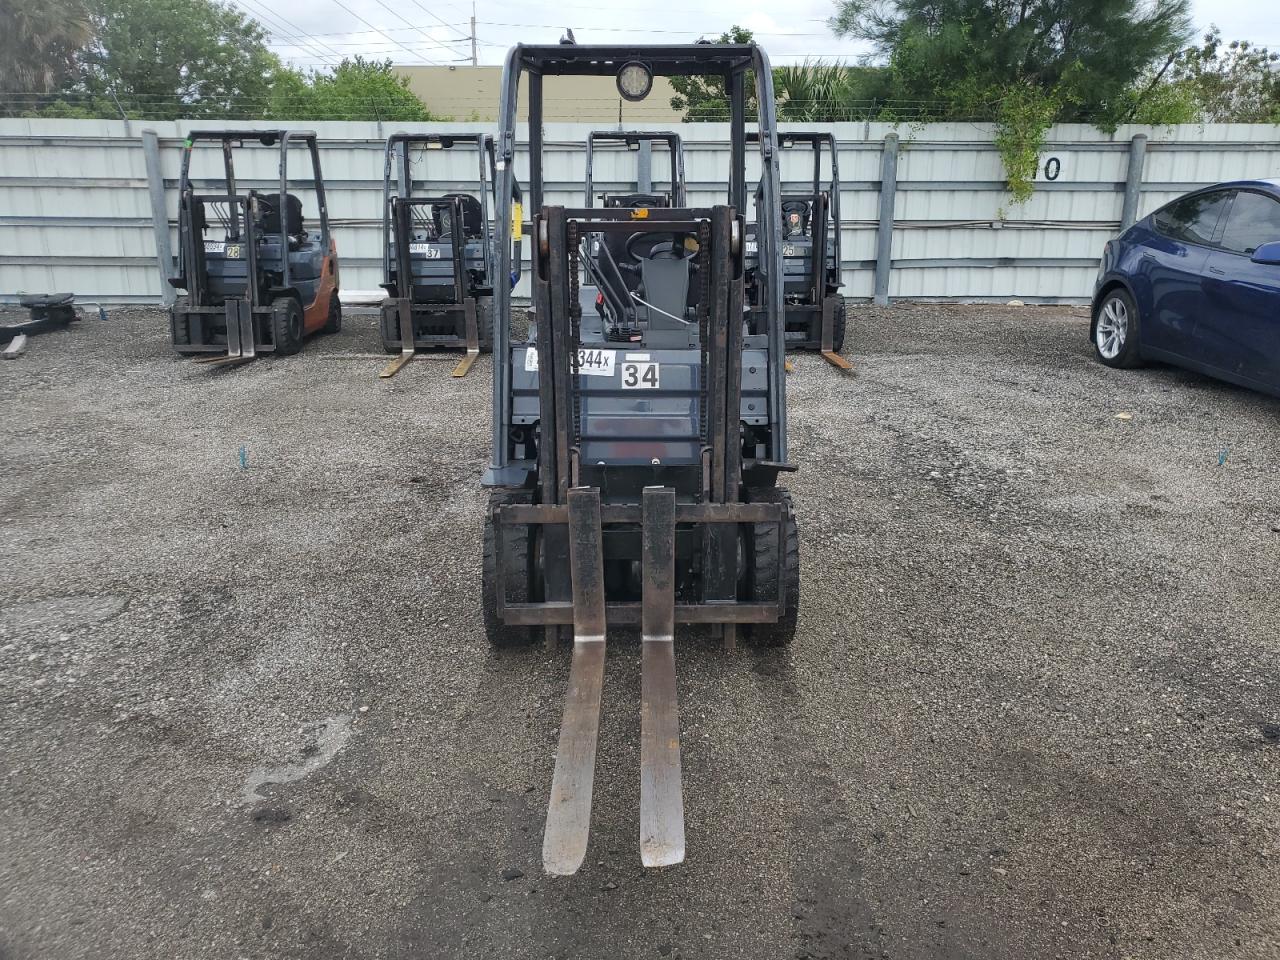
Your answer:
(1093, 287), (1143, 369)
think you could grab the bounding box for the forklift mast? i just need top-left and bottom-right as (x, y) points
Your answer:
(480, 44), (796, 876)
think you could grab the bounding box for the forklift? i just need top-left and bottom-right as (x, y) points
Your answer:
(744, 131), (850, 370)
(169, 130), (339, 368)
(378, 133), (507, 379)
(482, 43), (798, 875)
(584, 130), (686, 209)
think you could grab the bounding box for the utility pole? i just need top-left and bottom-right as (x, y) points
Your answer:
(470, 2), (478, 66)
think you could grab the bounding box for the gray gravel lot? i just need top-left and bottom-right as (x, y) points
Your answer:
(1, 303), (1278, 960)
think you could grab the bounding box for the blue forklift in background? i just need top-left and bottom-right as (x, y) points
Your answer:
(745, 131), (850, 370)
(378, 132), (516, 379)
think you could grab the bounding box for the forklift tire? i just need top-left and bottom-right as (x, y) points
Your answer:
(170, 296), (191, 346)
(831, 295), (847, 354)
(478, 297), (494, 353)
(271, 297), (304, 355)
(483, 489), (536, 648)
(322, 291), (342, 334)
(744, 487), (800, 648)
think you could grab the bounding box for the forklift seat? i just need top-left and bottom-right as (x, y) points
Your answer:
(441, 193), (484, 238)
(259, 193), (305, 239)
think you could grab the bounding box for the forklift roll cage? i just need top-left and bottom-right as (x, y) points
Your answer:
(488, 43), (789, 485)
(170, 130), (335, 367)
(584, 130), (687, 208)
(174, 129), (331, 303)
(483, 43), (793, 876)
(378, 133), (501, 378)
(746, 130), (849, 367)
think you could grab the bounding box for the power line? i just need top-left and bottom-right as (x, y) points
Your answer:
(233, 0), (345, 65)
(321, 0), (448, 65)
(369, 0), (472, 61)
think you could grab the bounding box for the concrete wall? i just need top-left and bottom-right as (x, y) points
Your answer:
(2, 118), (1278, 305)
(394, 66), (683, 123)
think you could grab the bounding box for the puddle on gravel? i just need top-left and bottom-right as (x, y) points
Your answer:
(240, 715), (354, 804)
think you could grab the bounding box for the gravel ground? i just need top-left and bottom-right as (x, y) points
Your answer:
(1, 303), (1278, 960)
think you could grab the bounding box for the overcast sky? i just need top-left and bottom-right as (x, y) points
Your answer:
(244, 0), (1280, 70)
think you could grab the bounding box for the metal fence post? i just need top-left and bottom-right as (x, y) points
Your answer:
(637, 138), (652, 194)
(1120, 133), (1148, 232)
(141, 129), (175, 306)
(873, 132), (899, 306)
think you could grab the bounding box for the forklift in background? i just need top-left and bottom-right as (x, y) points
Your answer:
(169, 130), (340, 368)
(745, 131), (850, 370)
(378, 133), (510, 379)
(483, 43), (798, 876)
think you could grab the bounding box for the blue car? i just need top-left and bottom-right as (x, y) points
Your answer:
(1092, 179), (1280, 397)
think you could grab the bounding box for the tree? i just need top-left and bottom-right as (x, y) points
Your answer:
(0, 0), (93, 94)
(1170, 27), (1280, 122)
(831, 0), (1193, 123)
(266, 57), (436, 121)
(775, 61), (895, 121)
(669, 26), (757, 121)
(56, 0), (280, 119)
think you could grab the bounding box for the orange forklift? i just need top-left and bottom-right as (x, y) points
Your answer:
(169, 130), (340, 368)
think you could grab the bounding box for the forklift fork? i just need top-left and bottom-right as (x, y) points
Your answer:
(379, 297), (416, 378)
(450, 298), (481, 378)
(542, 486), (686, 875)
(193, 299), (257, 368)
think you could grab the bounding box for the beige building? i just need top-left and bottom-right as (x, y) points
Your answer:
(395, 65), (685, 123)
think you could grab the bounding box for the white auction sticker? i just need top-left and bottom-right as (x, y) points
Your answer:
(203, 240), (223, 253)
(575, 347), (615, 377)
(409, 243), (441, 258)
(524, 346), (616, 377)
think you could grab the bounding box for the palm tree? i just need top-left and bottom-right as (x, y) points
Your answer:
(0, 0), (93, 94)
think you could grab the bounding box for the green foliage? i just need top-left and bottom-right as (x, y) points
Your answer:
(832, 0), (1193, 122)
(265, 57), (435, 122)
(830, 0), (1193, 199)
(64, 0), (280, 119)
(992, 81), (1071, 204)
(775, 61), (894, 121)
(1170, 27), (1280, 122)
(0, 0), (93, 94)
(668, 26), (757, 121)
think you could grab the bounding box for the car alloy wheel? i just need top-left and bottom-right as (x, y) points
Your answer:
(1096, 296), (1128, 360)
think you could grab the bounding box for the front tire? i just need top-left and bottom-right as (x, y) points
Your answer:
(271, 297), (304, 356)
(322, 291), (342, 334)
(482, 489), (536, 648)
(1093, 287), (1143, 369)
(743, 487), (800, 648)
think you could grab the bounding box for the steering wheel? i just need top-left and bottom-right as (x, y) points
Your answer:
(624, 231), (697, 263)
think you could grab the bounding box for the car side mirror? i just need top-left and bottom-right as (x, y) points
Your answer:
(1250, 240), (1280, 265)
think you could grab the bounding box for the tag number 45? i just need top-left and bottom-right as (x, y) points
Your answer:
(621, 362), (659, 389)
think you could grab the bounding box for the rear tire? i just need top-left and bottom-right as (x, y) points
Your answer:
(322, 291), (342, 334)
(1092, 287), (1143, 369)
(271, 297), (303, 356)
(744, 487), (800, 647)
(483, 489), (536, 648)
